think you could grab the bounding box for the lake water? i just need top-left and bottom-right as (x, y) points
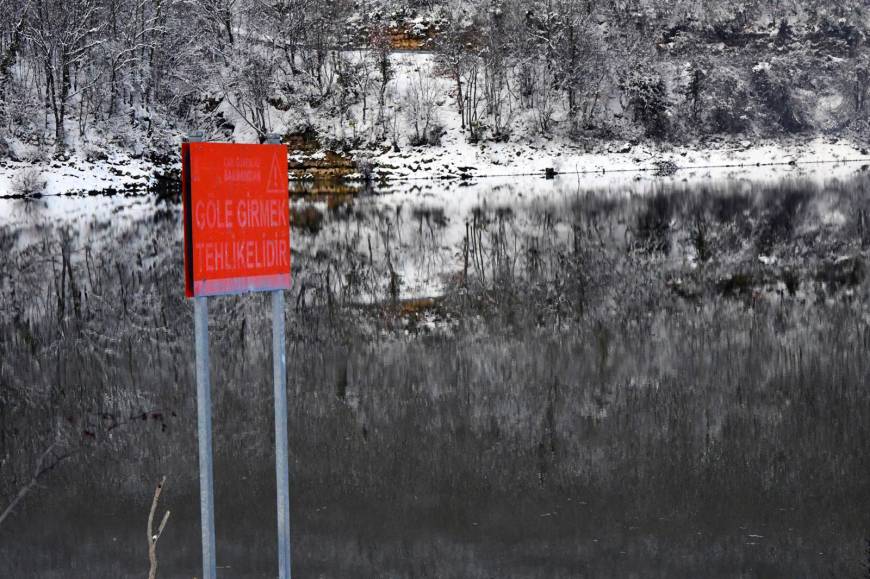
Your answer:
(1, 162), (869, 578)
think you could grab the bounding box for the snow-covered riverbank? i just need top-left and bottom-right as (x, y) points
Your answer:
(0, 136), (868, 199)
(0, 154), (162, 198)
(368, 135), (870, 181)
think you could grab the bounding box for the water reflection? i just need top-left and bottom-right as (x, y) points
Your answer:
(1, 167), (869, 578)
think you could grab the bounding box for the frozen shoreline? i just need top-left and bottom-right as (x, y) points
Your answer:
(365, 135), (870, 182)
(0, 135), (867, 199)
(0, 154), (162, 198)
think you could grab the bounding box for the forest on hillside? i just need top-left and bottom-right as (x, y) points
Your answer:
(0, 0), (868, 161)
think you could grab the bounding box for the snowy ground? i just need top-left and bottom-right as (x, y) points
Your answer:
(371, 133), (870, 181)
(0, 134), (867, 200)
(0, 154), (156, 198)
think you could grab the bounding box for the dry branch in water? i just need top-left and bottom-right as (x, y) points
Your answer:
(147, 476), (171, 579)
(0, 442), (74, 528)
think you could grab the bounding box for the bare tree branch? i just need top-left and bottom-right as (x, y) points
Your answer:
(147, 475), (170, 579)
(0, 442), (76, 528)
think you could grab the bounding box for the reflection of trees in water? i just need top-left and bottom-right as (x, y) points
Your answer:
(290, 174), (870, 306)
(4, 197), (49, 223)
(1, 174), (870, 575)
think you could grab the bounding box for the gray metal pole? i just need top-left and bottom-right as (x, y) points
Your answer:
(194, 297), (218, 579)
(271, 290), (292, 579)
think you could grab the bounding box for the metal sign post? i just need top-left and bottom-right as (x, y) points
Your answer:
(183, 133), (292, 579)
(266, 133), (293, 579)
(272, 289), (292, 579)
(194, 296), (217, 579)
(186, 132), (218, 579)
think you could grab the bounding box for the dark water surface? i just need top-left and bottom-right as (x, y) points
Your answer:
(1, 167), (869, 578)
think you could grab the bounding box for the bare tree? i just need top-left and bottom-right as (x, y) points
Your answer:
(855, 54), (868, 112)
(433, 5), (474, 130)
(296, 0), (350, 103)
(479, 3), (517, 140)
(531, 62), (558, 134)
(25, 0), (103, 153)
(461, 54), (483, 142)
(221, 49), (276, 138)
(353, 51), (375, 126)
(0, 0), (30, 126)
(523, 0), (607, 132)
(370, 24), (393, 141)
(404, 64), (439, 145)
(101, 0), (167, 120)
(192, 0), (238, 54)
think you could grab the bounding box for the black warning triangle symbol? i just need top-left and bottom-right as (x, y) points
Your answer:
(266, 150), (286, 194)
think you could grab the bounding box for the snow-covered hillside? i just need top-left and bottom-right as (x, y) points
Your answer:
(2, 0), (869, 186)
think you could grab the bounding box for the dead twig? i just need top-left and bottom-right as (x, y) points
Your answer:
(147, 475), (170, 579)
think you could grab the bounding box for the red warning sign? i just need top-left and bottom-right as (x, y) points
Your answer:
(182, 142), (291, 298)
